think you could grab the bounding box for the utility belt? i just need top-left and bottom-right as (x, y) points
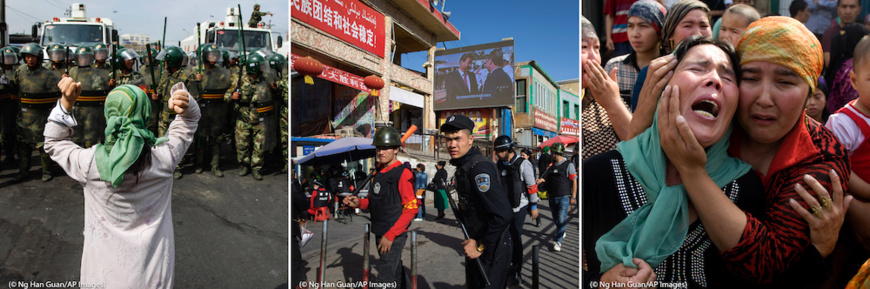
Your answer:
(0, 93), (16, 100)
(236, 101), (274, 124)
(75, 90), (110, 107)
(201, 93), (226, 104)
(19, 92), (61, 108)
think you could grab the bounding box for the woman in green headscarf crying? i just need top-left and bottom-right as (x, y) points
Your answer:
(44, 76), (200, 288)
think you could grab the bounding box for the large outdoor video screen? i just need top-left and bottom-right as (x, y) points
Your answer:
(434, 40), (515, 111)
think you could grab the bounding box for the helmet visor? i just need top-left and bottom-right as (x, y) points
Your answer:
(49, 50), (65, 62)
(94, 50), (108, 61)
(77, 54), (94, 66)
(205, 51), (221, 63)
(3, 54), (17, 65)
(119, 50), (139, 61)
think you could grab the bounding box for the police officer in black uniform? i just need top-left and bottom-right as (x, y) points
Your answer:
(494, 134), (540, 286)
(344, 126), (417, 289)
(536, 142), (577, 252)
(440, 114), (512, 289)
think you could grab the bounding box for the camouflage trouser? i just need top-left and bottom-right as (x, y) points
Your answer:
(71, 105), (106, 148)
(0, 99), (17, 160)
(195, 135), (223, 168)
(235, 119), (266, 172)
(280, 105), (288, 164)
(17, 105), (53, 174)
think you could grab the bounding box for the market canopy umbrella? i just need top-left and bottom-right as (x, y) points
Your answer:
(297, 137), (376, 166)
(537, 135), (579, 149)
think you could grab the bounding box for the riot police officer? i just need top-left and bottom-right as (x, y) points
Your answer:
(13, 43), (62, 182)
(45, 44), (68, 74)
(69, 45), (114, 147)
(115, 49), (144, 87)
(194, 44), (232, 177)
(227, 54), (274, 180)
(152, 46), (197, 179)
(92, 44), (111, 70)
(0, 46), (18, 166)
(343, 126), (417, 289)
(536, 142), (577, 252)
(269, 54), (289, 173)
(138, 47), (160, 136)
(440, 115), (512, 288)
(248, 4), (273, 28)
(493, 134), (539, 286)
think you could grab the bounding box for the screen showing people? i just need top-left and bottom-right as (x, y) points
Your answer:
(434, 40), (515, 111)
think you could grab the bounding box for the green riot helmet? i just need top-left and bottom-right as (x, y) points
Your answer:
(93, 44), (109, 61)
(19, 43), (43, 65)
(117, 48), (139, 69)
(372, 126), (401, 147)
(551, 142), (565, 155)
(203, 44), (221, 64)
(75, 46), (95, 67)
(159, 46), (185, 68)
(1, 47), (18, 66)
(245, 53), (265, 74)
(48, 44), (66, 62)
(144, 48), (158, 66)
(219, 48), (229, 66)
(268, 54), (285, 70)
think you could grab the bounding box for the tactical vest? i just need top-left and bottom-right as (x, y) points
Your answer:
(201, 66), (231, 103)
(497, 157), (525, 208)
(311, 188), (331, 208)
(17, 66), (61, 108)
(369, 164), (411, 236)
(330, 177), (353, 195)
(545, 160), (572, 197)
(454, 152), (494, 239)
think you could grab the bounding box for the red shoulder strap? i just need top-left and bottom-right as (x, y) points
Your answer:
(837, 104), (870, 141)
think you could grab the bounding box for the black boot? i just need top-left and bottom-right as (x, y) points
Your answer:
(435, 210), (445, 220)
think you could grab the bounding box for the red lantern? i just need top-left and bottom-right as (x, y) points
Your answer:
(364, 75), (384, 96)
(294, 57), (323, 85)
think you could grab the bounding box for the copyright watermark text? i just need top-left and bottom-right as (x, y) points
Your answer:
(299, 280), (397, 288)
(7, 280), (105, 288)
(589, 280), (688, 288)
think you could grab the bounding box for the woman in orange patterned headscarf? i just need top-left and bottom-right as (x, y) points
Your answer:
(657, 16), (852, 287)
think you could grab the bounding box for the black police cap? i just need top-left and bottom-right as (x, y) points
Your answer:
(440, 114), (475, 133)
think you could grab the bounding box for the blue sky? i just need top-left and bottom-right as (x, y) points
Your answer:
(400, 0), (579, 82)
(4, 0), (288, 47)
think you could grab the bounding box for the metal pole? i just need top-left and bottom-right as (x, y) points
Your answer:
(1, 0), (6, 48)
(412, 230), (418, 289)
(318, 220), (328, 286)
(196, 22), (202, 74)
(161, 17), (167, 50)
(363, 223), (370, 289)
(532, 245), (539, 289)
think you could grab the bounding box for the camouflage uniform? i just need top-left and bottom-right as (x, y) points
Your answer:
(69, 65), (113, 147)
(117, 68), (145, 87)
(0, 67), (18, 163)
(248, 10), (271, 28)
(139, 64), (161, 135)
(277, 76), (288, 171)
(228, 72), (274, 176)
(14, 63), (62, 179)
(156, 68), (196, 137)
(195, 64), (231, 174)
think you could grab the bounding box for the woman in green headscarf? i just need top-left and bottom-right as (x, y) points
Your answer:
(44, 76), (201, 288)
(584, 36), (758, 288)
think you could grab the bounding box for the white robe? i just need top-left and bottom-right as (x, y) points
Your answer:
(44, 94), (200, 288)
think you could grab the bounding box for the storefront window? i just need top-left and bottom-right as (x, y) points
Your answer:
(516, 79), (527, 113)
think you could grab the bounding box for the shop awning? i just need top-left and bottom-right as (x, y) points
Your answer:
(389, 85), (424, 108)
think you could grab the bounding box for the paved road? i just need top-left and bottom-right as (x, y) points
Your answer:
(0, 147), (289, 288)
(299, 195), (580, 288)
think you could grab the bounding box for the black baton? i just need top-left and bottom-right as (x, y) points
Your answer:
(446, 180), (492, 287)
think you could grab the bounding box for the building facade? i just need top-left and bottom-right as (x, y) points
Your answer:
(514, 61), (561, 147)
(290, 0), (460, 157)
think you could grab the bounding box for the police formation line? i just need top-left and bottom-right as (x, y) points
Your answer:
(298, 114), (578, 289)
(0, 43), (290, 182)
